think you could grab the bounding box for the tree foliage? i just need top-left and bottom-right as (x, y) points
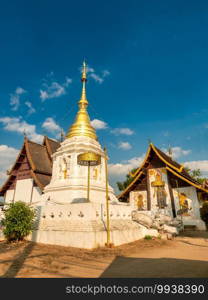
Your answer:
(117, 168), (137, 191)
(2, 201), (36, 242)
(184, 167), (206, 184)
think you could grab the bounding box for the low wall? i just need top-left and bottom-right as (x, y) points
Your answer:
(0, 203), (159, 248)
(27, 220), (158, 249)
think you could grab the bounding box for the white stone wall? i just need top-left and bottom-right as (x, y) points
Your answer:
(14, 179), (33, 203)
(5, 189), (15, 204)
(32, 186), (42, 204)
(26, 202), (158, 249)
(33, 202), (132, 222)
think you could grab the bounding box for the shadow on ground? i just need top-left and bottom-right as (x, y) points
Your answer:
(100, 256), (208, 278)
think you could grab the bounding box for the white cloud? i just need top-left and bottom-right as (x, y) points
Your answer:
(15, 87), (26, 95)
(85, 65), (110, 84)
(108, 154), (145, 176)
(111, 128), (134, 136)
(42, 117), (62, 138)
(40, 82), (66, 101)
(64, 77), (72, 87)
(102, 70), (110, 77)
(40, 74), (72, 101)
(10, 87), (26, 111)
(0, 145), (19, 186)
(25, 101), (36, 115)
(89, 73), (104, 84)
(118, 142), (132, 150)
(0, 117), (43, 143)
(162, 146), (191, 159)
(183, 161), (208, 174)
(86, 66), (95, 73)
(91, 119), (108, 130)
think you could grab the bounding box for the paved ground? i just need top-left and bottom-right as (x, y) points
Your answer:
(0, 231), (208, 278)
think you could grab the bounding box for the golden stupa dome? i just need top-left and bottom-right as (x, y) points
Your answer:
(65, 61), (97, 140)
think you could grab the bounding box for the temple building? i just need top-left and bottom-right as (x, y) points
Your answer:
(0, 137), (60, 204)
(0, 62), (206, 248)
(118, 143), (207, 230)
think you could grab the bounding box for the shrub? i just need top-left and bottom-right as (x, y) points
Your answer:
(2, 201), (36, 242)
(200, 201), (208, 230)
(144, 235), (152, 240)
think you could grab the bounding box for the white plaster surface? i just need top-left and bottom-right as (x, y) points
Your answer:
(5, 189), (14, 203)
(43, 136), (118, 204)
(14, 179), (33, 203)
(23, 202), (158, 248)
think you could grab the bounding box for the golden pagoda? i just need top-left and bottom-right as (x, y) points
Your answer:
(66, 61), (97, 140)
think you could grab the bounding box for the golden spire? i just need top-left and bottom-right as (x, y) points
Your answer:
(66, 61), (97, 140)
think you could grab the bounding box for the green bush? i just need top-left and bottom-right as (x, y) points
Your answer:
(200, 201), (208, 230)
(144, 235), (152, 240)
(2, 201), (36, 242)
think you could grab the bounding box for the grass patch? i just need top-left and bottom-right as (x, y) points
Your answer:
(144, 235), (153, 240)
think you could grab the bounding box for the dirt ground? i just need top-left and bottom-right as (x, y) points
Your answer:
(0, 231), (208, 278)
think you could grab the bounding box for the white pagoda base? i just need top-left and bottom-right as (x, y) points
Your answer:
(42, 135), (118, 205)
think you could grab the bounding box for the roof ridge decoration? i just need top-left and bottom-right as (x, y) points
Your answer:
(130, 143), (184, 179)
(151, 143), (184, 173)
(65, 61), (97, 140)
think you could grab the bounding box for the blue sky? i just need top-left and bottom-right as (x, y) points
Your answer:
(1, 0), (208, 192)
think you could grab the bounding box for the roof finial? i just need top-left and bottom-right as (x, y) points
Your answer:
(23, 129), (27, 139)
(168, 142), (172, 158)
(60, 129), (65, 142)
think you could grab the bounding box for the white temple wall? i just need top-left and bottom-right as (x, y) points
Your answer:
(5, 189), (15, 204)
(14, 179), (33, 203)
(34, 203), (132, 221)
(25, 202), (158, 249)
(32, 186), (42, 204)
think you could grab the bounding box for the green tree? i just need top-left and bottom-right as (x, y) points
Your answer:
(117, 168), (137, 191)
(184, 167), (206, 184)
(2, 201), (36, 242)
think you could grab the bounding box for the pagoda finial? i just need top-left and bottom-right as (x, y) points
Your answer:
(79, 60), (88, 107)
(65, 61), (97, 140)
